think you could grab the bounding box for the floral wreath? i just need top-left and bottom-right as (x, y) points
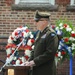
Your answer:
(6, 26), (35, 65)
(51, 19), (75, 62)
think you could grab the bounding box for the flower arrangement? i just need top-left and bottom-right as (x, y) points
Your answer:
(52, 19), (75, 62)
(6, 26), (35, 65)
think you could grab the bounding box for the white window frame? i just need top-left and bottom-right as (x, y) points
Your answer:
(15, 0), (55, 5)
(70, 0), (75, 5)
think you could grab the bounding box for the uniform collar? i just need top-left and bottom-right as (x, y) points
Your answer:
(40, 26), (49, 34)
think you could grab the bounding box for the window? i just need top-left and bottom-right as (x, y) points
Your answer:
(67, 0), (75, 11)
(12, 0), (58, 11)
(15, 0), (55, 5)
(70, 0), (75, 5)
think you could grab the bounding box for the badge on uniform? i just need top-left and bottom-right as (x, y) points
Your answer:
(51, 33), (55, 36)
(41, 34), (47, 38)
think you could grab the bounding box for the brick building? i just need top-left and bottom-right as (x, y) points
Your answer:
(0, 0), (75, 75)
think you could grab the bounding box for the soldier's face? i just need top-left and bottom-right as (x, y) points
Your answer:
(35, 18), (48, 31)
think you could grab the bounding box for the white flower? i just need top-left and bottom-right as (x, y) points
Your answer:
(30, 34), (34, 38)
(13, 57), (17, 60)
(22, 27), (28, 30)
(59, 23), (63, 27)
(55, 27), (59, 30)
(58, 52), (61, 57)
(8, 35), (13, 43)
(60, 27), (63, 29)
(13, 38), (17, 41)
(58, 45), (61, 49)
(72, 43), (75, 47)
(21, 57), (26, 63)
(69, 37), (74, 41)
(27, 39), (32, 46)
(8, 39), (13, 43)
(71, 31), (75, 34)
(57, 30), (61, 35)
(66, 27), (72, 32)
(72, 43), (75, 50)
(23, 32), (28, 38)
(6, 48), (11, 55)
(12, 48), (15, 50)
(32, 45), (34, 49)
(25, 50), (31, 57)
(16, 60), (20, 65)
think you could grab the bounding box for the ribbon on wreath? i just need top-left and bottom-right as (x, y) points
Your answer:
(59, 40), (73, 75)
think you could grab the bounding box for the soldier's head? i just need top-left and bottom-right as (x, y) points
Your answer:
(34, 10), (51, 31)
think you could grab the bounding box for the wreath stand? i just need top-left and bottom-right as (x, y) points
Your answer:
(4, 66), (30, 75)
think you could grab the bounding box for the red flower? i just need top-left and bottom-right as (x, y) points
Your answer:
(6, 45), (11, 49)
(12, 61), (15, 64)
(25, 29), (30, 33)
(61, 51), (66, 55)
(11, 36), (14, 40)
(63, 24), (67, 28)
(12, 50), (14, 53)
(20, 61), (23, 64)
(71, 33), (75, 37)
(22, 32), (24, 37)
(64, 38), (69, 42)
(51, 25), (55, 29)
(55, 53), (58, 57)
(25, 56), (29, 60)
(31, 39), (35, 43)
(15, 32), (18, 36)
(7, 54), (10, 58)
(19, 26), (22, 28)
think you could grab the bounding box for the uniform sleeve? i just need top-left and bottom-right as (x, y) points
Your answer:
(28, 49), (34, 61)
(28, 31), (40, 61)
(34, 33), (59, 66)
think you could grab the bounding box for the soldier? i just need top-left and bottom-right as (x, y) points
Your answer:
(24, 10), (59, 75)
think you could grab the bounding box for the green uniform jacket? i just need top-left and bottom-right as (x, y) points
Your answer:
(29, 27), (59, 75)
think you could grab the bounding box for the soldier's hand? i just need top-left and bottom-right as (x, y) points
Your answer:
(22, 60), (35, 67)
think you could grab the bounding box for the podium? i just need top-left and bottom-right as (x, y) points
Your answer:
(4, 66), (30, 75)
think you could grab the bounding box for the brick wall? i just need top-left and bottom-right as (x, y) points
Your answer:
(0, 0), (75, 75)
(0, 0), (75, 36)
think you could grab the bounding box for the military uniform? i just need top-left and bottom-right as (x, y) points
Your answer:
(29, 10), (59, 75)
